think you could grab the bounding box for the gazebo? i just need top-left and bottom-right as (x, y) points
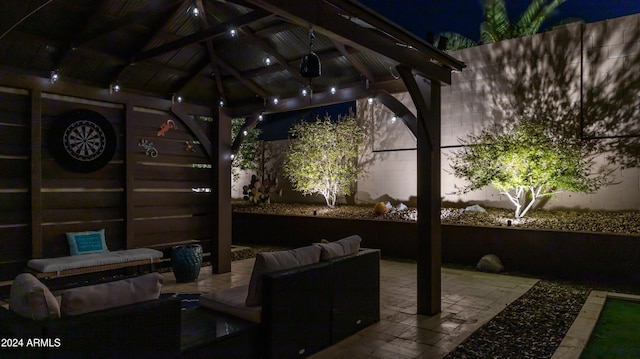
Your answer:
(0, 0), (465, 314)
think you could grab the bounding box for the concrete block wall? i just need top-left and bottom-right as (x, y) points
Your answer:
(357, 13), (640, 211)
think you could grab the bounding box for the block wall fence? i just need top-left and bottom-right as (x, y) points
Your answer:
(234, 14), (640, 211)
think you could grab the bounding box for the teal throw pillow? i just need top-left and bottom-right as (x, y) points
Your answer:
(66, 229), (109, 256)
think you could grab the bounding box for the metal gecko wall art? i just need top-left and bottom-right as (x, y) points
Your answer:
(157, 119), (177, 136)
(138, 138), (158, 158)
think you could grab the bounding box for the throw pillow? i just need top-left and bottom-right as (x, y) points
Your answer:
(66, 229), (109, 256)
(60, 272), (163, 316)
(245, 245), (321, 307)
(318, 235), (362, 260)
(9, 273), (61, 320)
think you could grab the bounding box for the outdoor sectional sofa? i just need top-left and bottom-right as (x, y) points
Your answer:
(200, 235), (381, 358)
(0, 235), (380, 359)
(0, 272), (182, 359)
(0, 271), (263, 359)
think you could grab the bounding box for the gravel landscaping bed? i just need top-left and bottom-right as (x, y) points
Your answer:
(445, 280), (591, 359)
(233, 201), (640, 235)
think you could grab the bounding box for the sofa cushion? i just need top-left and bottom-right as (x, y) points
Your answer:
(9, 273), (61, 320)
(318, 235), (362, 260)
(200, 285), (262, 323)
(245, 245), (321, 306)
(59, 272), (163, 316)
(66, 229), (109, 256)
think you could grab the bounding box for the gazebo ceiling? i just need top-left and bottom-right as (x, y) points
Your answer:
(0, 0), (465, 116)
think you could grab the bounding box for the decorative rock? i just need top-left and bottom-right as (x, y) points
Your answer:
(465, 204), (487, 213)
(373, 202), (389, 215)
(477, 254), (504, 273)
(396, 203), (408, 211)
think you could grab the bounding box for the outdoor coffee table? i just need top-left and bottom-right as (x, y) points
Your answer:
(180, 306), (259, 358)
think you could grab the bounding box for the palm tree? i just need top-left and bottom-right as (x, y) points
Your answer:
(439, 0), (580, 50)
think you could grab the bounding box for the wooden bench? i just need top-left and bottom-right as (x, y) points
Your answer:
(26, 248), (163, 279)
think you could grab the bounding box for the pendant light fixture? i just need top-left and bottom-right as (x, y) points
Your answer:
(300, 28), (321, 78)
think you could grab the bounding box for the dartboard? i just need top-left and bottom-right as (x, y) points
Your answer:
(63, 120), (107, 161)
(49, 109), (117, 173)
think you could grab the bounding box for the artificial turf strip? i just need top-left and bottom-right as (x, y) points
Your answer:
(581, 298), (640, 358)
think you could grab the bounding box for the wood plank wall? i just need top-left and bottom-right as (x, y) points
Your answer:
(0, 87), (215, 281)
(0, 89), (31, 277)
(129, 108), (213, 251)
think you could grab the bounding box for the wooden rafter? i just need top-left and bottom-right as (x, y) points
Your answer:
(233, 48), (350, 84)
(196, 0), (226, 101)
(214, 55), (269, 99)
(240, 27), (308, 85)
(254, 21), (296, 37)
(70, 1), (184, 49)
(132, 9), (272, 63)
(51, 0), (108, 71)
(171, 57), (216, 99)
(331, 40), (374, 85)
(108, 0), (187, 87)
(241, 0), (459, 83)
(327, 0), (465, 71)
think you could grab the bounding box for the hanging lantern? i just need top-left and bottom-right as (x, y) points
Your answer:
(300, 28), (321, 78)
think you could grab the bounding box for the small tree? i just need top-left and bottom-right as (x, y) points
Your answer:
(449, 119), (610, 218)
(283, 114), (364, 208)
(231, 118), (265, 182)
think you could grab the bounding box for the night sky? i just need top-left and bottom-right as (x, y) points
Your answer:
(358, 0), (640, 41)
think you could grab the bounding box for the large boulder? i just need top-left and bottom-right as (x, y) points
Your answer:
(477, 254), (505, 273)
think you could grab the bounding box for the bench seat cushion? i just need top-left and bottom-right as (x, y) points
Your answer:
(27, 248), (163, 273)
(199, 285), (262, 324)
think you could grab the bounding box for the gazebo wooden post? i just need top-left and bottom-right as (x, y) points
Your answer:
(211, 107), (233, 273)
(397, 66), (443, 316)
(171, 105), (233, 274)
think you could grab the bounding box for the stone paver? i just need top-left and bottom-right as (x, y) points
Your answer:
(164, 258), (538, 358)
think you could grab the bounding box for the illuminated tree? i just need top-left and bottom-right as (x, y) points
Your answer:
(449, 119), (610, 218)
(283, 114), (364, 208)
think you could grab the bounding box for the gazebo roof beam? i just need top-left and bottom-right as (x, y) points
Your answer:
(132, 9), (272, 63)
(241, 0), (460, 83)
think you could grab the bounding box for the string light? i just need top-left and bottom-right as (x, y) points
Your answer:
(330, 86), (336, 95)
(50, 70), (59, 84)
(109, 82), (120, 94)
